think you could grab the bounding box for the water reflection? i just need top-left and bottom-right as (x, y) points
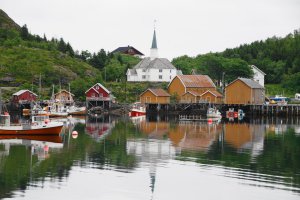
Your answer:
(0, 115), (299, 199)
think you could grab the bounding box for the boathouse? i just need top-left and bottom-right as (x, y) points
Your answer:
(140, 88), (170, 104)
(54, 90), (74, 105)
(12, 90), (37, 104)
(85, 83), (113, 109)
(225, 78), (265, 105)
(200, 90), (223, 103)
(168, 75), (220, 102)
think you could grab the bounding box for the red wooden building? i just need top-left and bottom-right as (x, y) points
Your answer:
(85, 83), (114, 109)
(12, 90), (37, 104)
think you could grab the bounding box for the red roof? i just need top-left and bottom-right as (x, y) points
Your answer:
(141, 88), (170, 97)
(177, 75), (216, 88)
(201, 90), (223, 97)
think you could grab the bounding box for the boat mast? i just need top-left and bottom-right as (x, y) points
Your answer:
(0, 87), (2, 114)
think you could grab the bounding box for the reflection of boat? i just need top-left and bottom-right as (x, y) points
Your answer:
(0, 135), (62, 143)
(207, 107), (222, 118)
(129, 102), (146, 117)
(0, 115), (64, 135)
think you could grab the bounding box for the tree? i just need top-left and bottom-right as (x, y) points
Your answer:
(20, 24), (30, 40)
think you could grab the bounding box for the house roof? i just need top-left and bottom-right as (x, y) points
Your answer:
(133, 57), (176, 70)
(227, 78), (264, 89)
(54, 89), (74, 96)
(201, 90), (223, 97)
(13, 90), (37, 96)
(182, 91), (202, 96)
(111, 46), (144, 56)
(141, 88), (170, 97)
(250, 65), (266, 75)
(85, 83), (111, 94)
(175, 75), (216, 88)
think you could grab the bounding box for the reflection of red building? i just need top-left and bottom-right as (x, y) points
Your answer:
(85, 117), (115, 141)
(12, 90), (37, 104)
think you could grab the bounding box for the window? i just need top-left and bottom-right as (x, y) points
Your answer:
(92, 93), (95, 97)
(142, 75), (146, 79)
(142, 69), (146, 72)
(95, 86), (99, 90)
(159, 75), (163, 79)
(170, 75), (172, 79)
(159, 69), (163, 72)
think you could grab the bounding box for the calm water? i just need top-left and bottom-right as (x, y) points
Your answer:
(0, 115), (300, 200)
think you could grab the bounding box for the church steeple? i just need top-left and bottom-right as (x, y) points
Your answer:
(151, 30), (157, 49)
(150, 22), (159, 60)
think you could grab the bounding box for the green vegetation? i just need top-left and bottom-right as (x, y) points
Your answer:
(172, 30), (300, 94)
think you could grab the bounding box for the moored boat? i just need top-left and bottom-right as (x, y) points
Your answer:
(129, 102), (146, 117)
(0, 115), (63, 135)
(207, 107), (222, 118)
(67, 106), (87, 115)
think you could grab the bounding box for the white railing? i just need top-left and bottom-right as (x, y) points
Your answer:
(86, 97), (112, 101)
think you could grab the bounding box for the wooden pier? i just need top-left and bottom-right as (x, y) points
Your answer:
(146, 103), (300, 116)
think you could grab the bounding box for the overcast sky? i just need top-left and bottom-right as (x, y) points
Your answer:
(2, 0), (300, 59)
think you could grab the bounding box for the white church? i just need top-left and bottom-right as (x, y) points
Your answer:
(127, 29), (182, 82)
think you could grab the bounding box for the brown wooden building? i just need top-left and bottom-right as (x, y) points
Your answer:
(225, 78), (265, 105)
(168, 75), (221, 103)
(54, 90), (74, 105)
(140, 88), (170, 104)
(200, 90), (223, 103)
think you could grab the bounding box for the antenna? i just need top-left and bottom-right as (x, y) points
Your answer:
(154, 19), (157, 30)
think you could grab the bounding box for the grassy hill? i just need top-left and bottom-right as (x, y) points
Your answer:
(0, 9), (104, 101)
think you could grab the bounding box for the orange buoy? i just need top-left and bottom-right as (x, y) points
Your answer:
(72, 131), (78, 139)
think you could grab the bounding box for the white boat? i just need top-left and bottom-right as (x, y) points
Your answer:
(0, 115), (63, 135)
(129, 102), (146, 117)
(67, 105), (87, 115)
(207, 107), (222, 118)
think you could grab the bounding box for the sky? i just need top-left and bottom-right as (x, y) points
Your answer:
(1, 0), (300, 60)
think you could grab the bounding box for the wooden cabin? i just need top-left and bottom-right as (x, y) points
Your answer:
(225, 78), (265, 105)
(140, 88), (170, 104)
(181, 91), (201, 103)
(200, 90), (223, 103)
(85, 83), (113, 109)
(168, 75), (219, 102)
(54, 90), (74, 105)
(12, 90), (37, 104)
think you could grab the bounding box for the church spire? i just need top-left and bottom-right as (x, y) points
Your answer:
(151, 30), (157, 49)
(150, 21), (159, 60)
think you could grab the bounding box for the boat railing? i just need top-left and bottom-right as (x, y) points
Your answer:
(179, 115), (204, 121)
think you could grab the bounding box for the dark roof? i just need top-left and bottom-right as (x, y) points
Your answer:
(227, 78), (264, 89)
(133, 57), (176, 70)
(151, 30), (157, 49)
(111, 46), (144, 56)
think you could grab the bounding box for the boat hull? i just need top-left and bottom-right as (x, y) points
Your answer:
(129, 110), (146, 117)
(0, 125), (63, 135)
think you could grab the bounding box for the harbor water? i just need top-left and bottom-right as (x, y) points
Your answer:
(0, 115), (300, 200)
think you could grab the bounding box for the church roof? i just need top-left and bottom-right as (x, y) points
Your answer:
(151, 30), (157, 49)
(133, 57), (176, 70)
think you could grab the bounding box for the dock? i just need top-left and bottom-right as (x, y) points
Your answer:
(145, 103), (300, 116)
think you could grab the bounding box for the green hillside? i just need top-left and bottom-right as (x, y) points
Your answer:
(0, 9), (141, 102)
(172, 30), (300, 96)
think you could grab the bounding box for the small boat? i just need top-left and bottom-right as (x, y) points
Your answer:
(67, 105), (87, 115)
(207, 107), (222, 118)
(0, 114), (63, 135)
(129, 102), (146, 117)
